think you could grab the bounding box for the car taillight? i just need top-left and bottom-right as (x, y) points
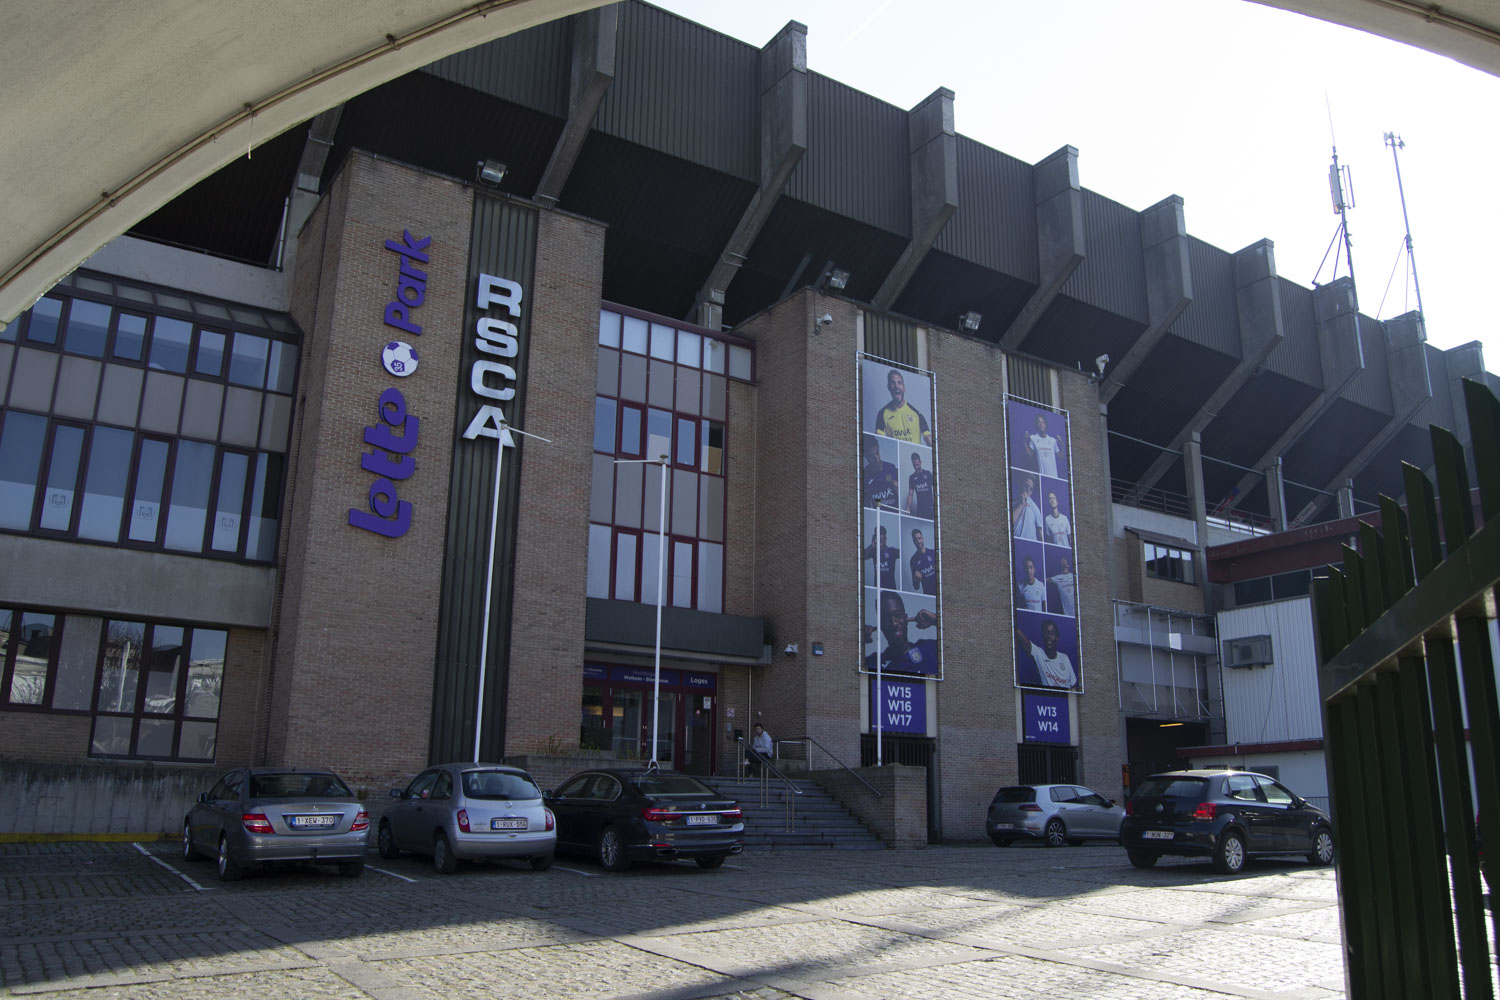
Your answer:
(720, 807), (742, 821)
(1018, 804), (1043, 813)
(457, 809), (471, 833)
(351, 809), (369, 832)
(1125, 801), (1134, 816)
(1193, 802), (1217, 820)
(544, 807), (555, 832)
(643, 807), (683, 822)
(242, 812), (273, 834)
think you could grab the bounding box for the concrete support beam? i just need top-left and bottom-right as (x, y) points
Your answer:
(998, 146), (1083, 351)
(287, 107), (343, 235)
(1263, 457), (1288, 532)
(1099, 195), (1192, 404)
(693, 20), (807, 330)
(1182, 432), (1211, 594)
(1222, 276), (1368, 507)
(872, 88), (957, 311)
(535, 5), (619, 207)
(1336, 479), (1355, 518)
(1126, 240), (1285, 500)
(1299, 311), (1433, 522)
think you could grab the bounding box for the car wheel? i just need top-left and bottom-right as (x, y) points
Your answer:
(1213, 830), (1247, 874)
(530, 853), (554, 872)
(216, 835), (243, 882)
(988, 834), (1013, 847)
(695, 854), (726, 869)
(1127, 850), (1159, 869)
(377, 821), (400, 859)
(598, 825), (631, 872)
(338, 860), (365, 878)
(432, 832), (458, 874)
(1043, 818), (1066, 848)
(181, 821), (198, 861)
(1308, 827), (1335, 866)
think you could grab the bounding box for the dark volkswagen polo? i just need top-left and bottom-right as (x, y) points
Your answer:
(545, 769), (744, 871)
(1120, 769), (1335, 874)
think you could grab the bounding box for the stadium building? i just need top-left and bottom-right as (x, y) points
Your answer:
(2, 0), (1494, 840)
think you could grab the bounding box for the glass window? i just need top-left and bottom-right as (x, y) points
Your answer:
(622, 316), (648, 355)
(697, 542), (723, 613)
(619, 353), (647, 404)
(700, 421), (724, 474)
(63, 300), (111, 358)
(266, 341), (297, 393)
(619, 405), (642, 457)
(676, 330), (701, 368)
(593, 397), (617, 453)
(194, 330), (226, 377)
(148, 317), (192, 373)
(245, 453), (282, 562)
(1256, 777), (1295, 805)
(675, 417), (696, 467)
(648, 359), (673, 409)
(77, 427), (134, 542)
(7, 612), (55, 706)
(586, 524), (611, 598)
(25, 297), (63, 345)
(589, 455), (614, 523)
(178, 720), (217, 761)
(641, 531), (662, 604)
(646, 409), (671, 462)
(185, 629), (225, 719)
(614, 532), (637, 601)
(97, 620), (145, 715)
(91, 716), (133, 756)
(128, 439), (170, 543)
(614, 461), (642, 528)
(228, 333), (269, 388)
(729, 345), (753, 381)
(675, 367), (700, 417)
(39, 424), (86, 532)
(0, 411), (49, 530)
(649, 323), (674, 361)
(113, 313), (147, 362)
(1225, 775), (1262, 801)
(672, 540), (693, 608)
(163, 440), (215, 551)
(210, 451), (249, 552)
(144, 625), (183, 715)
(1271, 570), (1311, 599)
(703, 373), (726, 421)
(53, 616), (100, 711)
(703, 339), (726, 374)
(596, 347), (618, 397)
(598, 310), (621, 348)
(1233, 577), (1273, 606)
(136, 718), (176, 757)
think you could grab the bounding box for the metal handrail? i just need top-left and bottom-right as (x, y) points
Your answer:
(781, 734), (883, 799)
(735, 737), (802, 796)
(736, 736), (800, 831)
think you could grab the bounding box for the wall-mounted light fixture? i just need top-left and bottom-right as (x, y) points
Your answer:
(475, 159), (508, 187)
(826, 268), (850, 291)
(959, 311), (982, 332)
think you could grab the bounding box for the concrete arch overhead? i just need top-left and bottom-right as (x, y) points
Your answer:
(0, 0), (602, 330)
(2, 0), (1497, 330)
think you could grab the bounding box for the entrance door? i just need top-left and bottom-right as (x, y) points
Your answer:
(590, 673), (717, 774)
(610, 687), (643, 759)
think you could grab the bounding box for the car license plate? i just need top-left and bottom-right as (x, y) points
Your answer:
(686, 814), (716, 826)
(993, 823), (1015, 830)
(1142, 830), (1175, 840)
(491, 818), (527, 831)
(288, 815), (336, 829)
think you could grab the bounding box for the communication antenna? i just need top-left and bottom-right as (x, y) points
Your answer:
(1382, 132), (1426, 324)
(1313, 95), (1359, 305)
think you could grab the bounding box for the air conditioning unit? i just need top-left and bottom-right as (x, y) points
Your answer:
(1223, 635), (1272, 669)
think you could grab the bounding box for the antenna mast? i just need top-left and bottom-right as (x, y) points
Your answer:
(1383, 132), (1426, 325)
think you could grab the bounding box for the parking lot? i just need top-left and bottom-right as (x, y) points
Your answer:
(0, 840), (1345, 999)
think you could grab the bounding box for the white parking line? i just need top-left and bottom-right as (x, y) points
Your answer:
(367, 865), (418, 883)
(553, 865), (600, 877)
(133, 842), (209, 891)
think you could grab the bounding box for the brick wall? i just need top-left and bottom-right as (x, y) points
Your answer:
(503, 208), (605, 753)
(274, 153), (472, 789)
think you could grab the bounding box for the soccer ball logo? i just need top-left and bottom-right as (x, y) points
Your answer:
(382, 341), (418, 377)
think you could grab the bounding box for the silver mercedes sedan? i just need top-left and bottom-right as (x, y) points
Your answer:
(182, 767), (370, 881)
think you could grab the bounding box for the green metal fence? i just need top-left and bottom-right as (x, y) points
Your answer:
(1313, 378), (1500, 999)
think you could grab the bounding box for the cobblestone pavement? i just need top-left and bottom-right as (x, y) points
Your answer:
(0, 841), (1346, 999)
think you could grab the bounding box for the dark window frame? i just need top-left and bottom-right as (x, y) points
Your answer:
(89, 617), (227, 763)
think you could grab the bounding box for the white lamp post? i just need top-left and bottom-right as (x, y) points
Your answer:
(613, 453), (670, 770)
(473, 417), (550, 763)
(874, 500), (884, 767)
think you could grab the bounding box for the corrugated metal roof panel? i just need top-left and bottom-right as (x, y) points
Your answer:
(936, 136), (1035, 281)
(1264, 279), (1321, 387)
(1170, 237), (1238, 356)
(1059, 190), (1147, 323)
(785, 73), (908, 234)
(421, 16), (570, 116)
(1339, 318), (1393, 414)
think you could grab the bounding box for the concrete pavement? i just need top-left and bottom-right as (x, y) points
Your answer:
(0, 841), (1346, 999)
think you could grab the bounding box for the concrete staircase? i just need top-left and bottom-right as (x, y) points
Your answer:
(706, 775), (886, 851)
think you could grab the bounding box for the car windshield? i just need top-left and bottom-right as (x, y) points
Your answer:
(462, 770), (540, 800)
(633, 775), (717, 797)
(1134, 777), (1207, 799)
(993, 787), (1036, 804)
(249, 772), (351, 798)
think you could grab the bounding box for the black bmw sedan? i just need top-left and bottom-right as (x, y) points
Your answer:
(545, 769), (744, 871)
(1120, 769), (1335, 874)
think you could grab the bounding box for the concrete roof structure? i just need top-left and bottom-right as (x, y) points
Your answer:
(1, 0), (1496, 333)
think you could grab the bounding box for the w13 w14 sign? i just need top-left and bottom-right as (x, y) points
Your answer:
(1022, 692), (1071, 744)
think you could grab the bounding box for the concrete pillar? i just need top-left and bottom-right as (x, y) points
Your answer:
(535, 5), (619, 206)
(1182, 432), (1210, 586)
(999, 146), (1083, 350)
(1099, 195), (1191, 404)
(1263, 457), (1288, 532)
(1337, 479), (1356, 519)
(872, 88), (957, 311)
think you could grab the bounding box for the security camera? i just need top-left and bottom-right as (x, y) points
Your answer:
(817, 313), (833, 327)
(783, 643), (799, 656)
(1095, 353), (1110, 375)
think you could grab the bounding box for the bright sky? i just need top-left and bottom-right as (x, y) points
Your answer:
(656, 0), (1499, 368)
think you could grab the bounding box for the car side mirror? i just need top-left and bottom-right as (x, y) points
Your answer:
(198, 792), (208, 803)
(1108, 799), (1116, 807)
(390, 788), (404, 798)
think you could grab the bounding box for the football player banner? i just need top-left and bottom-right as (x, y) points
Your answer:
(859, 357), (941, 680)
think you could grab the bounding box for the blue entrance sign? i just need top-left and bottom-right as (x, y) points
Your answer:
(870, 678), (926, 735)
(1022, 692), (1071, 744)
